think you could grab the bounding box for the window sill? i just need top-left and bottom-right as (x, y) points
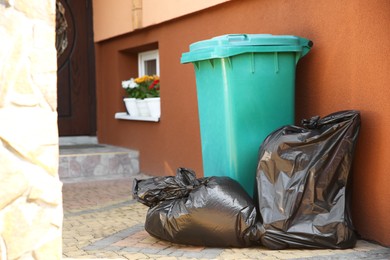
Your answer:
(115, 112), (160, 122)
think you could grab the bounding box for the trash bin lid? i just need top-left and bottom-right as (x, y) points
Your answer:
(181, 34), (313, 63)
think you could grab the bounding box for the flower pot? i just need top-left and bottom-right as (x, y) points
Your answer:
(146, 97), (161, 118)
(136, 99), (151, 117)
(123, 98), (139, 116)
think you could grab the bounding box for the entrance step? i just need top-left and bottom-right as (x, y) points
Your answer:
(59, 143), (140, 183)
(59, 136), (98, 146)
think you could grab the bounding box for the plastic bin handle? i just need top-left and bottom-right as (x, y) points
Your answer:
(227, 34), (249, 43)
(300, 38), (314, 58)
(295, 37), (313, 63)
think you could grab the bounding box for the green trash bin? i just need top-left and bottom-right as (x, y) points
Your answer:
(180, 34), (312, 196)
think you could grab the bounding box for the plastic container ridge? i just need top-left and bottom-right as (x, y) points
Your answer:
(181, 34), (313, 64)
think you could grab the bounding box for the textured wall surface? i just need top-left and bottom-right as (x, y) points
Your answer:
(0, 0), (62, 258)
(92, 0), (230, 41)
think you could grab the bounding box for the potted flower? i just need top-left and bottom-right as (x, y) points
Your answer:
(122, 78), (140, 116)
(122, 75), (160, 118)
(136, 75), (160, 118)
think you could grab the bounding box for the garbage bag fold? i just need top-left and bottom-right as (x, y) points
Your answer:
(133, 168), (203, 207)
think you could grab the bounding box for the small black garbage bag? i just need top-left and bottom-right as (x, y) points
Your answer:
(255, 110), (361, 249)
(133, 168), (259, 247)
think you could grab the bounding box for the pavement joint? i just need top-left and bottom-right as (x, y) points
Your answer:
(65, 200), (137, 217)
(83, 223), (224, 258)
(83, 225), (144, 250)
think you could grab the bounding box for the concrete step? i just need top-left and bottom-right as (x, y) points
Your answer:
(59, 143), (140, 183)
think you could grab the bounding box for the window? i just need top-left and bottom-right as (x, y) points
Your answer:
(115, 47), (161, 122)
(138, 50), (159, 76)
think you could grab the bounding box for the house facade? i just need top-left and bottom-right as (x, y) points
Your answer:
(92, 0), (390, 246)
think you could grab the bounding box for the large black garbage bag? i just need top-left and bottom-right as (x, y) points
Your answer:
(133, 168), (259, 247)
(255, 110), (361, 249)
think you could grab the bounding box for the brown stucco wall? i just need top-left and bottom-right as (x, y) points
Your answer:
(95, 0), (390, 246)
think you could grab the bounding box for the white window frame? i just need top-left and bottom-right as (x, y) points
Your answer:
(138, 50), (159, 76)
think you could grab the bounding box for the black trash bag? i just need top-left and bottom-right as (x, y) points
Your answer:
(255, 110), (361, 249)
(133, 168), (259, 247)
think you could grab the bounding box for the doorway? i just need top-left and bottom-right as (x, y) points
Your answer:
(56, 0), (96, 136)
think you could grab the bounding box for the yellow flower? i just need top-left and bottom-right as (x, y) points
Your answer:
(134, 76), (145, 84)
(135, 75), (158, 83)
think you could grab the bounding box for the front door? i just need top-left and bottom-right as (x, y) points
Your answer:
(56, 0), (96, 136)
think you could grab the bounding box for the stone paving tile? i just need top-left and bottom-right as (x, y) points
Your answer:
(62, 176), (390, 260)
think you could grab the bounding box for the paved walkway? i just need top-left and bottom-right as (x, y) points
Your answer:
(62, 176), (390, 259)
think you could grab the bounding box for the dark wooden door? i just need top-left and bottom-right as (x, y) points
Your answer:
(56, 0), (96, 136)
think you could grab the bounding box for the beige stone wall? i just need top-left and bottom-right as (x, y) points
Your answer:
(0, 0), (62, 259)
